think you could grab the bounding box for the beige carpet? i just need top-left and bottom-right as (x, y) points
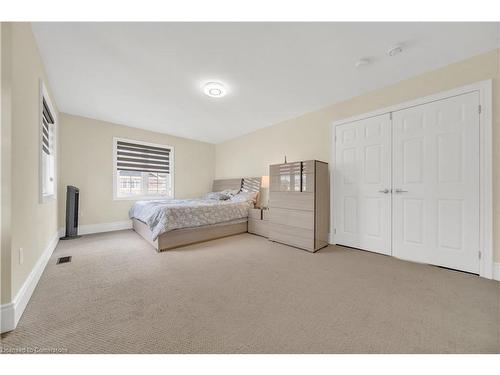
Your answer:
(1, 230), (499, 353)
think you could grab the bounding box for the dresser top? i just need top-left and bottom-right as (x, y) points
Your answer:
(269, 159), (328, 167)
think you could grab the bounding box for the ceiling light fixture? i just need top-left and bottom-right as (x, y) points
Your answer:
(203, 82), (227, 98)
(387, 44), (403, 57)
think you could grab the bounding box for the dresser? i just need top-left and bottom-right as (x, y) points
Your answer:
(268, 160), (329, 252)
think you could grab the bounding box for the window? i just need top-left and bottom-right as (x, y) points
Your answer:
(40, 82), (56, 202)
(113, 138), (174, 200)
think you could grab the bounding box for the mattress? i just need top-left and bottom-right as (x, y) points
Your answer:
(129, 198), (253, 241)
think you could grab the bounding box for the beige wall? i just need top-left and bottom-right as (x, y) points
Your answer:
(58, 114), (215, 228)
(1, 23), (60, 303)
(215, 48), (500, 262)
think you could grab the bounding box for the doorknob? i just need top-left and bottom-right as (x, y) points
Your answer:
(394, 188), (408, 193)
(378, 189), (390, 194)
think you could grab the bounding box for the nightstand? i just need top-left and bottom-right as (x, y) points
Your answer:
(248, 208), (269, 237)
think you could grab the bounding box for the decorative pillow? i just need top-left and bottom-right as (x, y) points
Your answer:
(230, 191), (258, 204)
(220, 189), (239, 198)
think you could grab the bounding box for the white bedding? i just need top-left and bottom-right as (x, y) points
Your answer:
(129, 197), (253, 241)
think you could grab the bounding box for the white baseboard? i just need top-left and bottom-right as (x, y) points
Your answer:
(59, 219), (132, 237)
(493, 262), (500, 281)
(0, 303), (16, 334)
(1, 231), (59, 333)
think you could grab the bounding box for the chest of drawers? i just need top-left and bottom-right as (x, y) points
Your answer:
(268, 160), (329, 252)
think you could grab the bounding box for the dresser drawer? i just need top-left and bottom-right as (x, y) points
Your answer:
(268, 192), (314, 211)
(270, 162), (302, 176)
(269, 223), (314, 251)
(248, 218), (268, 237)
(301, 160), (315, 193)
(269, 172), (301, 192)
(270, 162), (302, 192)
(269, 208), (314, 230)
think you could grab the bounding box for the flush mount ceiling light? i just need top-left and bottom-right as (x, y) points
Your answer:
(387, 44), (403, 57)
(203, 82), (227, 98)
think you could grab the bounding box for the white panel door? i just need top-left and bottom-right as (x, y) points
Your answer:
(392, 92), (480, 273)
(335, 114), (392, 255)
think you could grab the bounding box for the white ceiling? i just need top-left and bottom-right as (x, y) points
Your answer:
(32, 22), (500, 143)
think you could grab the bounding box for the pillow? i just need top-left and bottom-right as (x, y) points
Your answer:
(220, 189), (239, 198)
(203, 189), (240, 201)
(203, 192), (230, 201)
(230, 191), (258, 204)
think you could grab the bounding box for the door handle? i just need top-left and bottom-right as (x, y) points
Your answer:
(378, 189), (390, 194)
(394, 188), (408, 193)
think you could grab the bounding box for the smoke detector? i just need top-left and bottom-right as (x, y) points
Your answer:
(387, 44), (403, 57)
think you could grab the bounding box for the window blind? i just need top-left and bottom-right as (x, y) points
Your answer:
(116, 140), (170, 174)
(42, 98), (54, 155)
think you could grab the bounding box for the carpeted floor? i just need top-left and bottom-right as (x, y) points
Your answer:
(1, 230), (499, 353)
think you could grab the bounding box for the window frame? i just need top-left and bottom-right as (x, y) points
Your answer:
(39, 80), (57, 204)
(112, 137), (175, 201)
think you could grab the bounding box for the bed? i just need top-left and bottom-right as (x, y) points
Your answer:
(131, 177), (261, 251)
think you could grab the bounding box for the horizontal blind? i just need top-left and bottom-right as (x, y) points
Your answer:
(116, 140), (170, 174)
(42, 98), (54, 155)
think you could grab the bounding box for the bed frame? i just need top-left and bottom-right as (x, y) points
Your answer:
(132, 177), (262, 252)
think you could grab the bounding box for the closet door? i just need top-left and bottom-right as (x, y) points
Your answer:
(334, 114), (392, 255)
(392, 92), (480, 273)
